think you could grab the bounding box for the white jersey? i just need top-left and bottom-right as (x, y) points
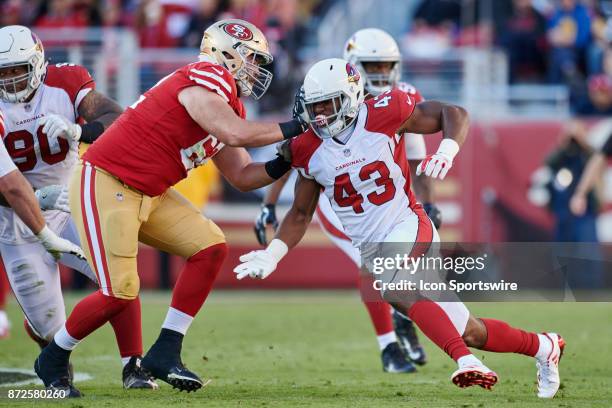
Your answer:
(291, 88), (429, 247)
(0, 63), (95, 244)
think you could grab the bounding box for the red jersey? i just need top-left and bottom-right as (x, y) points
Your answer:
(84, 60), (245, 196)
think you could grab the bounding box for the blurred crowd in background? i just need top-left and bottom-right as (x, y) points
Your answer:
(0, 0), (611, 114)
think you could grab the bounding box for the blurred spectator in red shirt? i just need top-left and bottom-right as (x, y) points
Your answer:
(134, 0), (195, 47)
(101, 0), (131, 26)
(497, 0), (548, 83)
(34, 0), (89, 28)
(0, 0), (23, 26)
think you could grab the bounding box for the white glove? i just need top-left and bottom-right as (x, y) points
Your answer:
(233, 239), (288, 280)
(35, 184), (70, 212)
(39, 114), (82, 142)
(37, 225), (86, 261)
(416, 139), (459, 180)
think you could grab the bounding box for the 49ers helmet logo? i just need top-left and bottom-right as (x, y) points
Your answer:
(223, 23), (254, 41)
(346, 63), (361, 83)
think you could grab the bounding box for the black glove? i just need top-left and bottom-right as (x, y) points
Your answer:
(292, 85), (308, 131)
(423, 203), (442, 229)
(254, 204), (279, 246)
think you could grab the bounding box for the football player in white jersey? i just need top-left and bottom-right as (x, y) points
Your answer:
(0, 25), (157, 391)
(236, 58), (565, 398)
(254, 29), (432, 372)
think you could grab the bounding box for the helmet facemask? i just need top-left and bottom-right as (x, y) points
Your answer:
(0, 52), (45, 103)
(357, 58), (400, 96)
(303, 91), (358, 139)
(233, 43), (273, 100)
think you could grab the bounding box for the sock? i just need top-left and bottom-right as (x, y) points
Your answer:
(481, 318), (540, 357)
(377, 331), (397, 350)
(162, 307), (194, 335)
(63, 290), (132, 342)
(535, 333), (553, 360)
(358, 274), (395, 336)
(170, 243), (228, 317)
(109, 296), (143, 358)
(54, 326), (81, 351)
(121, 357), (131, 368)
(457, 354), (483, 369)
(407, 300), (471, 361)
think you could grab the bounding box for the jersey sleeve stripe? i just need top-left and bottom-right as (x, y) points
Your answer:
(188, 76), (230, 102)
(190, 69), (232, 93)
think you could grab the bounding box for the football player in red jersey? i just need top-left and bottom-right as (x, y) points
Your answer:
(34, 19), (306, 396)
(0, 26), (157, 390)
(254, 29), (430, 373)
(236, 58), (565, 398)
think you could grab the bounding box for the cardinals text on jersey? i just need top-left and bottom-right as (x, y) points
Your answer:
(84, 60), (245, 197)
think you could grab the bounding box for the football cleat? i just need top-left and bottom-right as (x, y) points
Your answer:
(141, 330), (204, 392)
(123, 356), (159, 390)
(392, 310), (427, 365)
(0, 310), (10, 339)
(381, 342), (417, 373)
(536, 333), (565, 398)
(45, 377), (82, 398)
(34, 341), (81, 398)
(451, 364), (498, 390)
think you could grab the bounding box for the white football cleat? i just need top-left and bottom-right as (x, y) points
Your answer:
(0, 310), (10, 339)
(451, 364), (498, 390)
(536, 333), (565, 398)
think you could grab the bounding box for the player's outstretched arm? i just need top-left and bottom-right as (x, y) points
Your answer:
(233, 174), (320, 280)
(76, 90), (123, 142)
(213, 145), (292, 191)
(400, 101), (469, 180)
(179, 86), (305, 147)
(253, 171), (293, 246)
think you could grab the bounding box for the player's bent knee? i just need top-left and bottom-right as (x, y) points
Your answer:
(190, 241), (229, 263)
(190, 220), (226, 257)
(462, 316), (487, 348)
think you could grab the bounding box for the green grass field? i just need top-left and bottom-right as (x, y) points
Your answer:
(0, 291), (610, 407)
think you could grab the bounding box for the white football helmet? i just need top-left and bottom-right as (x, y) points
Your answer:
(0, 26), (47, 103)
(200, 19), (273, 100)
(301, 58), (364, 139)
(343, 28), (401, 96)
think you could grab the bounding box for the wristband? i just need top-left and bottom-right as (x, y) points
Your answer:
(267, 238), (288, 262)
(436, 138), (460, 160)
(265, 156), (292, 180)
(279, 119), (306, 140)
(79, 121), (105, 143)
(36, 225), (53, 240)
